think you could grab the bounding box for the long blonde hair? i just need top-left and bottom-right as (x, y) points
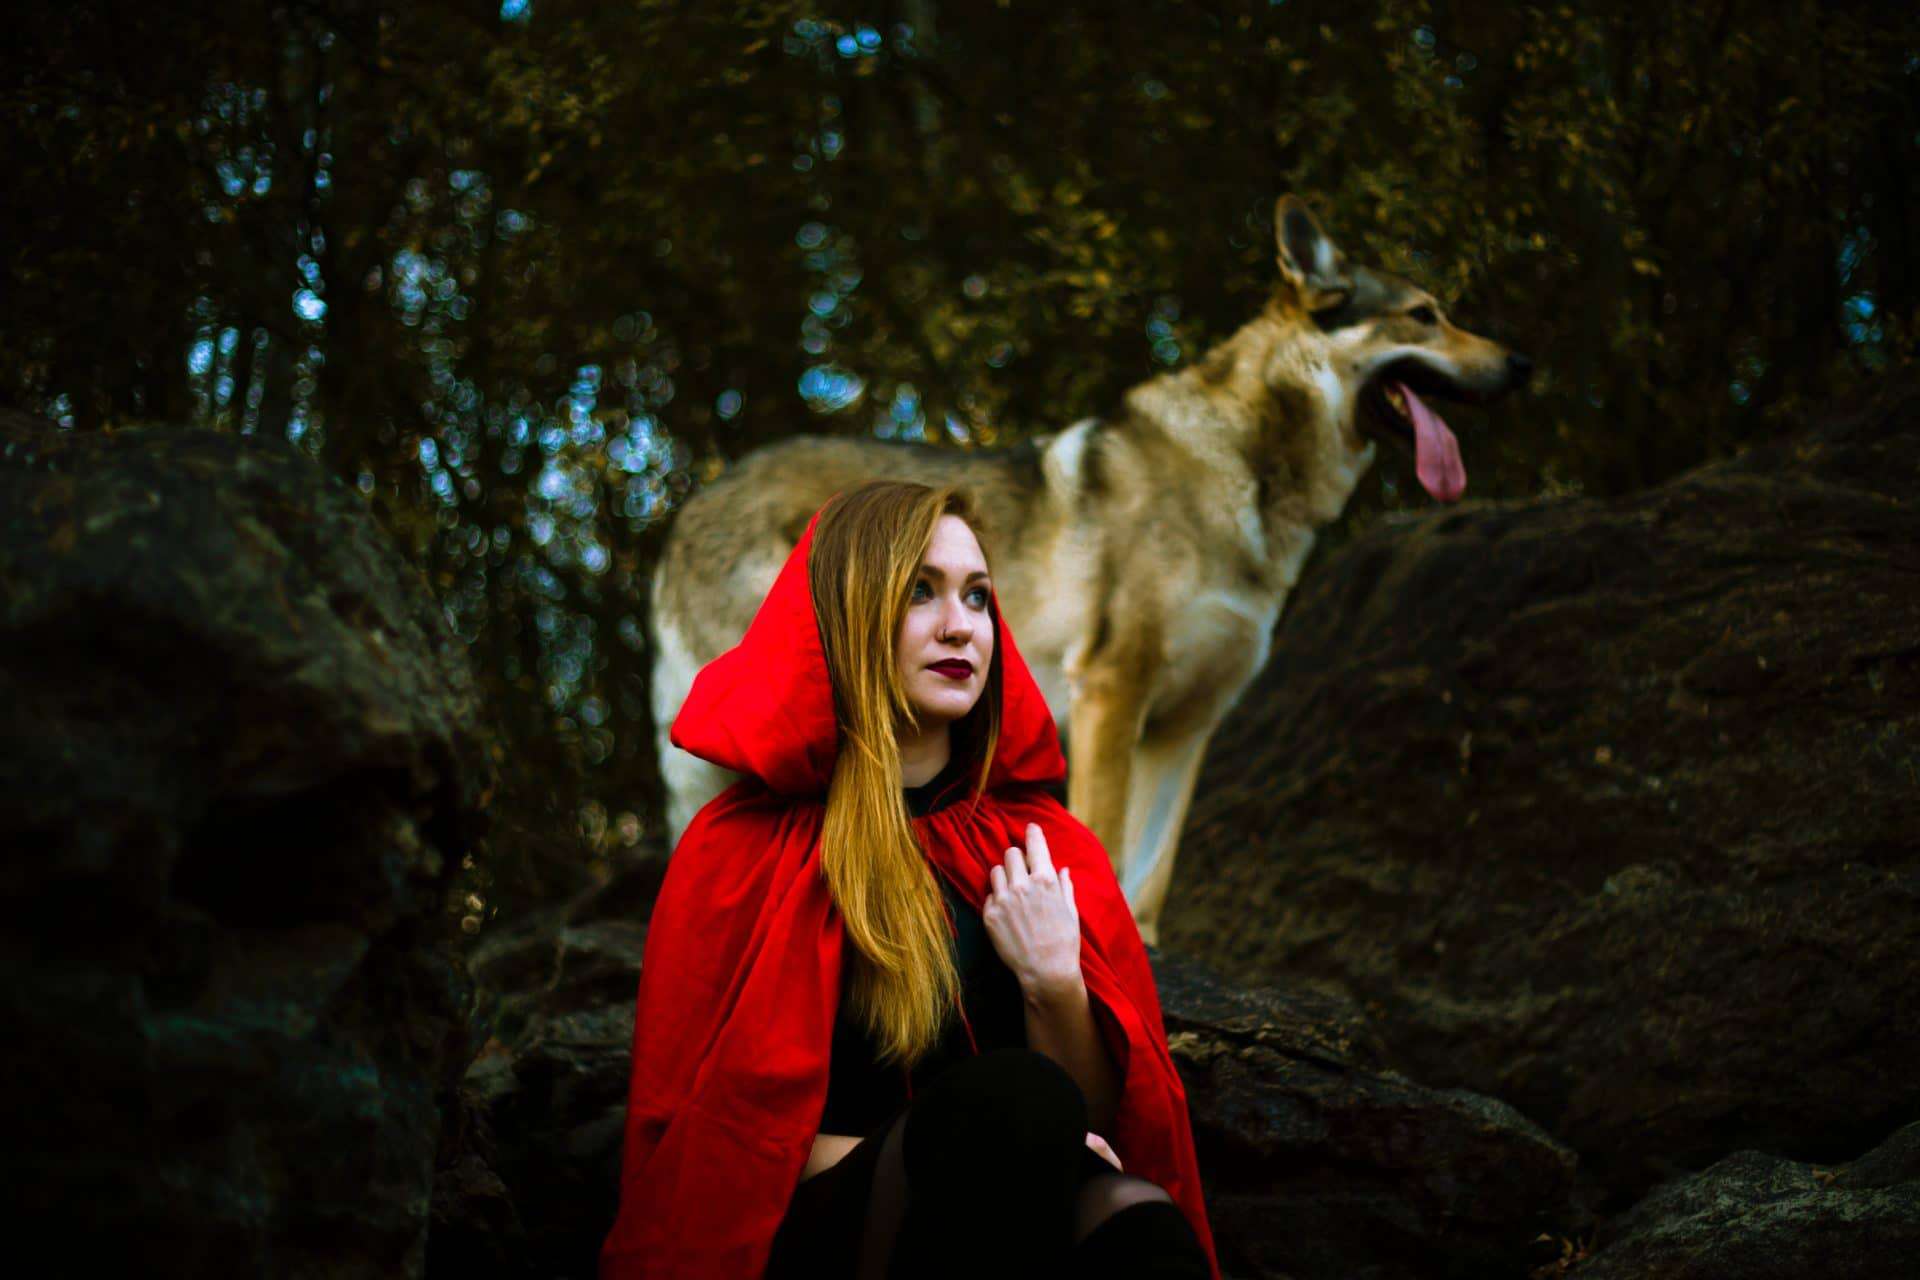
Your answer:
(809, 480), (1004, 1065)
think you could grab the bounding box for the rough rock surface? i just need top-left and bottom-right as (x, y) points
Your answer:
(1159, 382), (1920, 1197)
(432, 859), (663, 1278)
(1155, 952), (1584, 1279)
(428, 855), (660, 1274)
(1575, 1123), (1920, 1278)
(0, 415), (494, 1275)
(435, 860), (1582, 1279)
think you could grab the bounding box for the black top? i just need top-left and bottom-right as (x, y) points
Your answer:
(817, 754), (1028, 1136)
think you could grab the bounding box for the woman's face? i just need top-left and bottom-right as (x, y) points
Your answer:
(896, 514), (995, 729)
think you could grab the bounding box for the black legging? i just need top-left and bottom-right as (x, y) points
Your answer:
(764, 1049), (1209, 1280)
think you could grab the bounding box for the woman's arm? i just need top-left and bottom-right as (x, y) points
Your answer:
(1023, 974), (1121, 1134)
(982, 821), (1123, 1135)
(805, 1132), (863, 1179)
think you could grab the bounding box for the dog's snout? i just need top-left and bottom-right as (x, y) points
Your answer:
(1506, 351), (1534, 386)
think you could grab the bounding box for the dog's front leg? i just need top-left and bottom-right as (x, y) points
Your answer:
(1120, 726), (1215, 947)
(1065, 661), (1151, 897)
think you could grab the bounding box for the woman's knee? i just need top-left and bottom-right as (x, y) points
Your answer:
(1072, 1173), (1173, 1242)
(1067, 1178), (1207, 1279)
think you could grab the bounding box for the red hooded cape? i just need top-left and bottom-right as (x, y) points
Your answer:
(600, 506), (1219, 1279)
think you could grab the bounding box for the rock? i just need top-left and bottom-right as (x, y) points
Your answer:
(1573, 1124), (1920, 1279)
(1159, 381), (1920, 1197)
(429, 854), (663, 1278)
(0, 417), (494, 1276)
(437, 867), (1583, 1279)
(1155, 952), (1585, 1279)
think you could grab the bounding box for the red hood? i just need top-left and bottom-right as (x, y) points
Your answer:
(668, 506), (1067, 795)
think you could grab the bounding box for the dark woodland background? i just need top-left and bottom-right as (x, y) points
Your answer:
(6, 0), (1916, 928)
(9, 5), (1920, 1275)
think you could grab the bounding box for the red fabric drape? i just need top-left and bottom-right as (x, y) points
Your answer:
(600, 505), (1219, 1279)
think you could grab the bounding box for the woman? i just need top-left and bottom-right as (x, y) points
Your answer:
(600, 481), (1218, 1280)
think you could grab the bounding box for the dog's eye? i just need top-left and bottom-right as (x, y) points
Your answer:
(1409, 305), (1438, 326)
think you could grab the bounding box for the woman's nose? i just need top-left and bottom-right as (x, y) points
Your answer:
(940, 598), (971, 641)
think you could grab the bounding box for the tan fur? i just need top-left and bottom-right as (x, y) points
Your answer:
(650, 195), (1529, 943)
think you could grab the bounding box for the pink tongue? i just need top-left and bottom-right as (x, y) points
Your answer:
(1397, 381), (1467, 503)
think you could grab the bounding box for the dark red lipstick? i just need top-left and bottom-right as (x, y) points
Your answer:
(928, 660), (973, 679)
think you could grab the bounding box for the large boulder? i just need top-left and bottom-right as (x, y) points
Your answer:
(1575, 1123), (1920, 1278)
(432, 859), (663, 1278)
(1160, 382), (1920, 1197)
(1156, 953), (1584, 1279)
(0, 416), (494, 1275)
(440, 861), (1583, 1279)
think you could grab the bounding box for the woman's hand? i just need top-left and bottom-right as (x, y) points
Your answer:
(1086, 1131), (1123, 1172)
(982, 822), (1082, 1003)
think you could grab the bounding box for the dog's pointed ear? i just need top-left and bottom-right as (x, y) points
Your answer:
(1274, 195), (1351, 312)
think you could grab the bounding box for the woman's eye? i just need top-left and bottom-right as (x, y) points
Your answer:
(967, 587), (990, 608)
(910, 580), (931, 601)
(1409, 305), (1437, 325)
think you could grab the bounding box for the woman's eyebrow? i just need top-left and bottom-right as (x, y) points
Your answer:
(919, 565), (991, 583)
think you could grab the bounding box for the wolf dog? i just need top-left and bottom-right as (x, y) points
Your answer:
(649, 194), (1531, 944)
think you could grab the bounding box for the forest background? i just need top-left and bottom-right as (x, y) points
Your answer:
(6, 0), (1915, 929)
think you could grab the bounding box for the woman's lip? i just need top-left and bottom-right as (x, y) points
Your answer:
(928, 661), (973, 678)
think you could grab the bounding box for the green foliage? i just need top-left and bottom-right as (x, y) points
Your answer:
(3, 0), (1913, 918)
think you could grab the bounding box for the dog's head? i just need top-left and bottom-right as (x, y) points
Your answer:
(1268, 195), (1532, 503)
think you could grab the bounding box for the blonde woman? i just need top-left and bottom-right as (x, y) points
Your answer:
(601, 481), (1217, 1280)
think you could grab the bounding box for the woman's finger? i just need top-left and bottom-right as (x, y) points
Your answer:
(1060, 866), (1075, 913)
(1025, 823), (1055, 879)
(1003, 844), (1029, 884)
(1085, 1132), (1123, 1172)
(989, 863), (1007, 897)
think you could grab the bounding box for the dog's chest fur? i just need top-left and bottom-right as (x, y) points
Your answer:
(1012, 377), (1360, 733)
